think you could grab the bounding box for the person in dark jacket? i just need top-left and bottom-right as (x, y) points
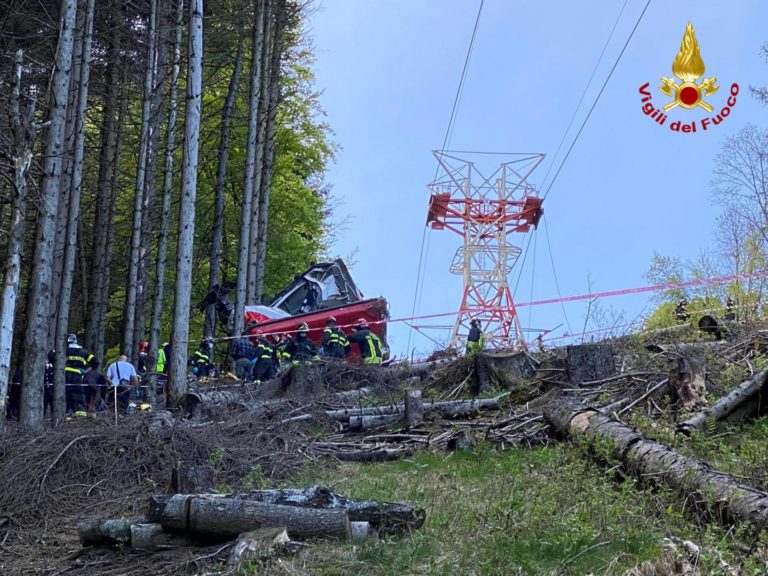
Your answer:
(230, 335), (256, 380)
(286, 323), (319, 363)
(466, 319), (484, 354)
(347, 318), (383, 364)
(321, 317), (350, 359)
(189, 340), (212, 377)
(252, 331), (277, 382)
(83, 358), (107, 415)
(65, 334), (92, 417)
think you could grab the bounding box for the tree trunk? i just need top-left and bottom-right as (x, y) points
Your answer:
(86, 0), (123, 360)
(20, 0), (77, 431)
(247, 0), (273, 304)
(677, 367), (768, 435)
(0, 51), (35, 432)
(404, 388), (423, 427)
(149, 487), (425, 535)
(48, 0), (85, 351)
(253, 0), (287, 302)
(542, 395), (768, 531)
(148, 0), (184, 402)
(134, 17), (170, 363)
(168, 0), (204, 406)
(154, 494), (351, 539)
(233, 2), (267, 337)
(205, 35), (245, 338)
(55, 0), (95, 424)
(123, 0), (159, 363)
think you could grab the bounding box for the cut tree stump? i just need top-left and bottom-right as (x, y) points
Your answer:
(404, 388), (423, 427)
(473, 351), (537, 395)
(677, 367), (768, 435)
(668, 356), (707, 410)
(566, 343), (614, 385)
(543, 396), (768, 531)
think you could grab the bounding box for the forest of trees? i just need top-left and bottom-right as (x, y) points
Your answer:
(0, 0), (335, 430)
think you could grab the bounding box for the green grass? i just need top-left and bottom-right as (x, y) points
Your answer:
(244, 444), (764, 575)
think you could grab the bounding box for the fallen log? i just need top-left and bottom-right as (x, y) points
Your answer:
(130, 523), (193, 550)
(319, 447), (409, 462)
(152, 493), (351, 539)
(181, 390), (249, 419)
(77, 517), (143, 546)
(677, 367), (768, 435)
(331, 393), (510, 426)
(149, 487), (425, 535)
(543, 396), (768, 531)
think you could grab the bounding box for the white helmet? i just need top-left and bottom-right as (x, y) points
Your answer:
(67, 334), (77, 344)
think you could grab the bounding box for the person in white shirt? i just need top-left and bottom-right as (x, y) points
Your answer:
(106, 355), (139, 413)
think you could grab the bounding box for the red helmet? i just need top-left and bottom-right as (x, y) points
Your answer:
(355, 318), (369, 329)
(297, 322), (309, 332)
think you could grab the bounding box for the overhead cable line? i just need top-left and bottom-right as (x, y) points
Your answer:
(541, 0), (652, 201)
(538, 0), (630, 190)
(407, 0), (485, 354)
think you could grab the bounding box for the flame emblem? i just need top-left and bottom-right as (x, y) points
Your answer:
(659, 22), (718, 112)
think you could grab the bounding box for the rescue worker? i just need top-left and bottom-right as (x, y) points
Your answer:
(189, 340), (212, 377)
(252, 331), (278, 382)
(348, 318), (383, 364)
(65, 334), (92, 417)
(106, 355), (139, 414)
(156, 342), (168, 374)
(287, 323), (319, 363)
(674, 298), (690, 322)
(321, 317), (350, 359)
(724, 296), (736, 321)
(274, 333), (292, 366)
(137, 339), (149, 374)
(466, 319), (485, 354)
(230, 334), (256, 380)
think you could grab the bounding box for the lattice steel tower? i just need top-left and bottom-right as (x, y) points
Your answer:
(426, 151), (545, 350)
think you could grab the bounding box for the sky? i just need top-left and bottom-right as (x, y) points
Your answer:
(307, 0), (768, 359)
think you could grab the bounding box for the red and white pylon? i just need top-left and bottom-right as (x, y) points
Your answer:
(426, 151), (545, 350)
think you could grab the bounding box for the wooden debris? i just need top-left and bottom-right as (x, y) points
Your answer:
(77, 517), (142, 546)
(129, 523), (193, 550)
(229, 527), (291, 567)
(473, 350), (537, 394)
(152, 493), (351, 539)
(677, 366), (768, 435)
(404, 388), (423, 427)
(543, 396), (768, 531)
(171, 465), (214, 494)
(668, 357), (707, 409)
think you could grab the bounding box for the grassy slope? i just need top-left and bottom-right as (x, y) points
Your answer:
(248, 442), (766, 575)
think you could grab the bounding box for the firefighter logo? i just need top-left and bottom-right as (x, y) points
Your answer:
(659, 22), (718, 112)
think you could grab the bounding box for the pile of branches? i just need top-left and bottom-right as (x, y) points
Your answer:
(0, 404), (318, 574)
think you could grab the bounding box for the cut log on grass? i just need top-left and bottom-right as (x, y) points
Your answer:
(153, 494), (351, 539)
(78, 517), (143, 546)
(543, 396), (768, 531)
(677, 367), (768, 435)
(348, 413), (402, 431)
(149, 487), (425, 535)
(322, 447), (409, 462)
(668, 356), (707, 409)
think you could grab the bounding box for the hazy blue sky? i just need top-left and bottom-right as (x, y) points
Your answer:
(308, 0), (768, 358)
